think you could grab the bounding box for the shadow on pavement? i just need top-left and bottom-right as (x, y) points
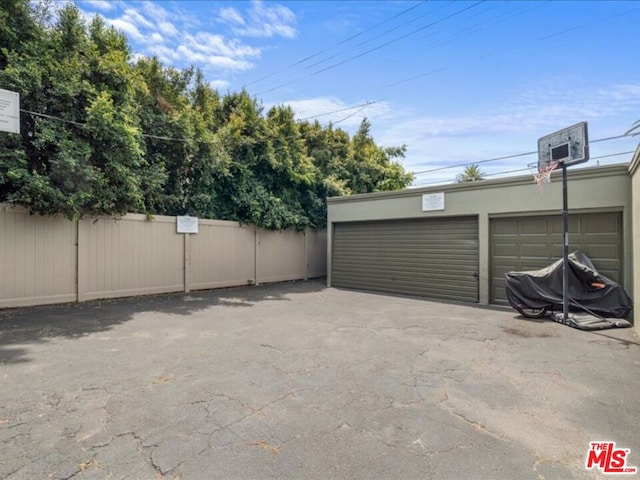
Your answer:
(0, 278), (326, 364)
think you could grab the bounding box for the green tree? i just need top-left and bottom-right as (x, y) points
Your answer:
(0, 3), (147, 219)
(0, 2), (414, 230)
(456, 164), (485, 183)
(324, 118), (413, 195)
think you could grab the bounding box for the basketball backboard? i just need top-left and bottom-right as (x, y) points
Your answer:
(537, 121), (589, 169)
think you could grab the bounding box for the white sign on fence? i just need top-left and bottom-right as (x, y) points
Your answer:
(0, 89), (20, 134)
(177, 215), (198, 233)
(421, 192), (445, 211)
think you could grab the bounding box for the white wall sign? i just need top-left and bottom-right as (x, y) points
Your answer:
(421, 192), (445, 211)
(0, 89), (20, 134)
(177, 215), (198, 233)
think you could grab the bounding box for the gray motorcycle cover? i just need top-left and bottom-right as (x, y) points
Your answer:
(505, 250), (633, 319)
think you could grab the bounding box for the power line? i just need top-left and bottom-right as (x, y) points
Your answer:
(333, 104), (372, 126)
(21, 108), (640, 168)
(321, 2), (634, 114)
(411, 150), (637, 186)
(243, 1), (428, 89)
(292, 1), (429, 69)
(300, 1), (455, 73)
(411, 151), (537, 175)
(296, 101), (376, 121)
(313, 2), (485, 76)
(255, 1), (485, 96)
(409, 132), (640, 177)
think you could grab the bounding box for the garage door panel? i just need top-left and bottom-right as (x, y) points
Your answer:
(583, 215), (619, 233)
(332, 216), (478, 302)
(519, 219), (548, 234)
(577, 244), (619, 258)
(490, 212), (622, 305)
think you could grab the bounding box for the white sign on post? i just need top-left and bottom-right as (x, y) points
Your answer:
(177, 215), (198, 234)
(421, 192), (445, 211)
(0, 89), (20, 134)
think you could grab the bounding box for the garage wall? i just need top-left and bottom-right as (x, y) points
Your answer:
(327, 164), (632, 306)
(629, 148), (640, 334)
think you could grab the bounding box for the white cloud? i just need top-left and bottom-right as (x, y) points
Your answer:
(139, 1), (169, 23)
(227, 0), (297, 39)
(209, 80), (231, 90)
(121, 7), (154, 29)
(106, 18), (144, 42)
(158, 21), (178, 37)
(81, 0), (114, 12)
(149, 32), (164, 44)
(219, 7), (245, 26)
(94, 2), (274, 75)
(175, 45), (253, 71)
(185, 33), (261, 59)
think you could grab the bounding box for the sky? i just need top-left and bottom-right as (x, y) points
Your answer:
(73, 0), (640, 185)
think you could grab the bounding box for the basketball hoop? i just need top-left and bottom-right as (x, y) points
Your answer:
(531, 161), (559, 192)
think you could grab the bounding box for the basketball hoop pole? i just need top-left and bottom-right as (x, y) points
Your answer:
(536, 122), (589, 325)
(561, 163), (569, 323)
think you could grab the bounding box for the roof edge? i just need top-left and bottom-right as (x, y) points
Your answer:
(629, 144), (640, 176)
(327, 163), (630, 204)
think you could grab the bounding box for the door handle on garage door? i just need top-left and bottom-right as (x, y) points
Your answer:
(472, 272), (479, 279)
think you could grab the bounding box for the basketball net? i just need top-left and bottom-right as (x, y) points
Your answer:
(532, 161), (559, 192)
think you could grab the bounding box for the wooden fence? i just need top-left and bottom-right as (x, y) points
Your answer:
(0, 204), (326, 308)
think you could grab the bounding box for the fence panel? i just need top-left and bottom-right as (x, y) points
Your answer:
(190, 220), (256, 291)
(0, 206), (76, 308)
(1, 204), (328, 308)
(78, 214), (184, 301)
(257, 230), (306, 284)
(307, 230), (327, 278)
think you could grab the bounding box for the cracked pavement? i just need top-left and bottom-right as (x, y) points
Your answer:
(1, 280), (639, 479)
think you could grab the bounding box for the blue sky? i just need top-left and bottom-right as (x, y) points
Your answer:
(74, 0), (640, 185)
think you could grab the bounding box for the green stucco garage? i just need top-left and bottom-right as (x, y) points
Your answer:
(327, 164), (633, 311)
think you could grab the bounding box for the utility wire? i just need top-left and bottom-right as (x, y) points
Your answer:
(333, 104), (372, 126)
(411, 150), (537, 175)
(255, 1), (485, 96)
(297, 101), (376, 121)
(301, 2), (455, 73)
(355, 2), (635, 108)
(20, 108), (640, 162)
(293, 1), (429, 69)
(21, 108), (193, 143)
(411, 150), (637, 186)
(243, 1), (427, 89)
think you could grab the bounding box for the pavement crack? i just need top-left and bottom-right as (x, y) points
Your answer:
(259, 343), (285, 354)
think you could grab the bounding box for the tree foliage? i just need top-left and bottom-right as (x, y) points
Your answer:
(0, 1), (413, 228)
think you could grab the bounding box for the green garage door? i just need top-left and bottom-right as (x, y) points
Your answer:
(332, 216), (479, 302)
(490, 211), (623, 305)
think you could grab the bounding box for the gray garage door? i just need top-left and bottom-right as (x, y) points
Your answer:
(332, 216), (479, 302)
(490, 211), (623, 305)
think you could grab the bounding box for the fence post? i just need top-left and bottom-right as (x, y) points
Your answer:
(184, 233), (191, 293)
(254, 227), (260, 286)
(304, 229), (309, 281)
(76, 219), (86, 302)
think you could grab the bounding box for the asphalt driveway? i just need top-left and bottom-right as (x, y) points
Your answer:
(1, 280), (639, 479)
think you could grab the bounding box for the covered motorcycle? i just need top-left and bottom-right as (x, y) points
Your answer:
(505, 250), (633, 321)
